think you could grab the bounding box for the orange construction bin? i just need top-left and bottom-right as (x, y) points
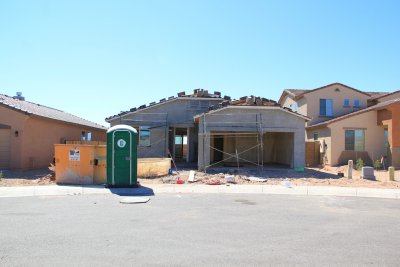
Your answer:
(54, 144), (106, 185)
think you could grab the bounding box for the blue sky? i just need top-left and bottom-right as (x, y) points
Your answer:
(1, 0), (399, 126)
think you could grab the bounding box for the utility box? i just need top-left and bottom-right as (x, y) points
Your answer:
(106, 125), (138, 187)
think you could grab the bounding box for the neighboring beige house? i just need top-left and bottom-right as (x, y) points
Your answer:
(279, 83), (400, 168)
(0, 93), (107, 170)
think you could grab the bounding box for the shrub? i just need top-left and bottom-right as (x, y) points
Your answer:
(373, 160), (382, 170)
(356, 158), (364, 171)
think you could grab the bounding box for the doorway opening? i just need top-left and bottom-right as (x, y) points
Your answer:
(174, 128), (187, 162)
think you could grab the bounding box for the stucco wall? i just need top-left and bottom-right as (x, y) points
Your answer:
(0, 106), (29, 169)
(388, 103), (400, 168)
(327, 110), (385, 166)
(21, 116), (106, 169)
(302, 85), (370, 126)
(306, 127), (331, 165)
(0, 106), (106, 170)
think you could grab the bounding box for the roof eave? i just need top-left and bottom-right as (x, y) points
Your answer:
(107, 97), (225, 122)
(195, 105), (311, 121)
(30, 114), (107, 131)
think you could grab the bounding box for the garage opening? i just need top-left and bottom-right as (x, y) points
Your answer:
(209, 131), (294, 168)
(0, 126), (11, 169)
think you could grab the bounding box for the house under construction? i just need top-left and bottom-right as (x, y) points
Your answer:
(195, 96), (309, 171)
(106, 90), (309, 171)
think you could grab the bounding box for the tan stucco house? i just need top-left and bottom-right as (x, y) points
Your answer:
(279, 83), (400, 168)
(0, 93), (107, 170)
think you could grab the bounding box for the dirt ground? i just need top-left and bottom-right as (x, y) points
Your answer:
(138, 166), (400, 189)
(1, 166), (399, 189)
(0, 169), (55, 187)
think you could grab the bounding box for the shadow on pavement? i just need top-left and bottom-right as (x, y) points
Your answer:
(108, 185), (155, 196)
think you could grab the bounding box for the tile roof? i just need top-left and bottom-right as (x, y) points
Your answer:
(106, 89), (229, 121)
(369, 90), (400, 100)
(0, 94), (106, 130)
(307, 98), (400, 129)
(194, 95), (310, 121)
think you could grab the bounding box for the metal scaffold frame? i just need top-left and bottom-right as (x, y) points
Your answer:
(200, 113), (265, 173)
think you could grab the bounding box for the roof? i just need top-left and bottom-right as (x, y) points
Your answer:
(307, 98), (400, 129)
(0, 94), (106, 130)
(368, 91), (391, 98)
(194, 95), (310, 122)
(278, 82), (386, 104)
(369, 90), (400, 100)
(105, 89), (229, 122)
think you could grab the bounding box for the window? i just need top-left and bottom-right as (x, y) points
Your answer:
(292, 103), (298, 112)
(354, 99), (360, 108)
(320, 99), (333, 116)
(81, 131), (86, 141)
(87, 132), (92, 141)
(313, 132), (318, 140)
(343, 99), (350, 107)
(139, 126), (150, 146)
(345, 130), (365, 151)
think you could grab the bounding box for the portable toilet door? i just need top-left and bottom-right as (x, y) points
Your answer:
(106, 125), (138, 187)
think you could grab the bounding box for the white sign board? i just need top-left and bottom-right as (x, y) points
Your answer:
(69, 149), (80, 161)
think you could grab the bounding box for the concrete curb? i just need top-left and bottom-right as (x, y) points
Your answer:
(1, 184), (400, 199)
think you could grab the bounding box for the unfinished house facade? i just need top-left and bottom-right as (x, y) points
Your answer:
(195, 97), (309, 171)
(279, 83), (400, 168)
(106, 90), (229, 163)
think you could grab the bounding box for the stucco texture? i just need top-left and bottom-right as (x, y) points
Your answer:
(0, 106), (106, 170)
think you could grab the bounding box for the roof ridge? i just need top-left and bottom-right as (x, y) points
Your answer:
(106, 89), (229, 121)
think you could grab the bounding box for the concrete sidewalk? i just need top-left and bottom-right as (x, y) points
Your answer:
(1, 184), (400, 199)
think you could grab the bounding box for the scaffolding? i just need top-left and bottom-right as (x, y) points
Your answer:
(199, 113), (265, 173)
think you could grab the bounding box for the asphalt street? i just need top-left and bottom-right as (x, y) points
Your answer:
(1, 193), (399, 266)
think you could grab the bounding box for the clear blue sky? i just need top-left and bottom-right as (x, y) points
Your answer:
(1, 0), (399, 126)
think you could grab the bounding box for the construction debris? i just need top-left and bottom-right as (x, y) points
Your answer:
(224, 175), (235, 183)
(281, 180), (292, 188)
(188, 171), (196, 183)
(243, 176), (268, 182)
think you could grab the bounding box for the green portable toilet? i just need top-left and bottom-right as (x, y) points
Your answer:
(106, 125), (138, 187)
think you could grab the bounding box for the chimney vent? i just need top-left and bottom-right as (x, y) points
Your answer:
(14, 92), (25, 101)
